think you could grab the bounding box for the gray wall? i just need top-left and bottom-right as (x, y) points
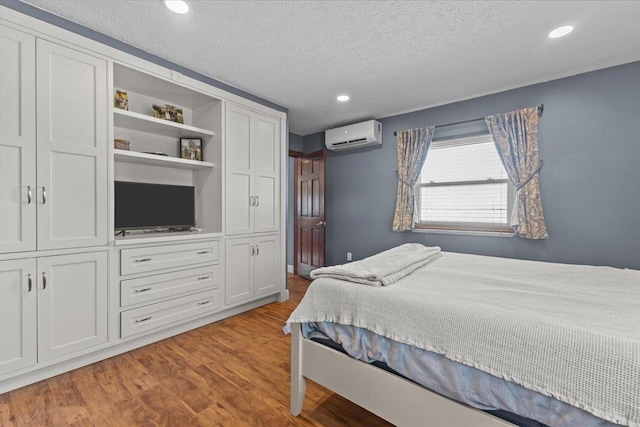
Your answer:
(304, 62), (640, 270)
(287, 133), (304, 267)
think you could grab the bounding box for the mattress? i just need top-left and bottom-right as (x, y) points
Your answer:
(303, 321), (620, 427)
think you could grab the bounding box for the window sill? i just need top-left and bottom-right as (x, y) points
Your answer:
(412, 227), (515, 238)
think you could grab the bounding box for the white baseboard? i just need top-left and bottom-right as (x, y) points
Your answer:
(287, 264), (294, 273)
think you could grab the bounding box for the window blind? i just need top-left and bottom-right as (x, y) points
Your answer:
(417, 133), (512, 228)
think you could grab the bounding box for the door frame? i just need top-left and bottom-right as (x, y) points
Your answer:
(289, 149), (303, 275)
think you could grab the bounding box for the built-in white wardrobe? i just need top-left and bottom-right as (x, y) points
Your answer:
(0, 6), (286, 393)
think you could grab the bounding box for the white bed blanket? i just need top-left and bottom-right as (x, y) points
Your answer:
(288, 252), (640, 426)
(310, 243), (441, 286)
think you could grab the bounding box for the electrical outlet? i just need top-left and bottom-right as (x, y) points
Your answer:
(347, 252), (352, 261)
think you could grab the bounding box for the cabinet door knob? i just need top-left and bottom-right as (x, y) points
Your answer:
(255, 196), (259, 206)
(256, 245), (260, 255)
(41, 186), (47, 204)
(42, 272), (47, 290)
(250, 245), (255, 256)
(28, 274), (33, 292)
(249, 196), (255, 206)
(27, 186), (32, 204)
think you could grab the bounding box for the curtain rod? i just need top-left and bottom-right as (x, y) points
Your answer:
(393, 104), (544, 136)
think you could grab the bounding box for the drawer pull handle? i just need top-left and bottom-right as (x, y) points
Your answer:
(135, 316), (152, 323)
(42, 272), (47, 290)
(27, 186), (32, 204)
(198, 300), (211, 306)
(135, 258), (152, 263)
(197, 251), (210, 255)
(197, 276), (211, 281)
(28, 274), (33, 292)
(134, 287), (152, 293)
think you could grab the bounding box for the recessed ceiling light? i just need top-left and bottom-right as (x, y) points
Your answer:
(548, 26), (573, 39)
(337, 95), (350, 102)
(164, 0), (189, 14)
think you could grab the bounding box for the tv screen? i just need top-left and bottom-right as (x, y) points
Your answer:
(115, 181), (195, 230)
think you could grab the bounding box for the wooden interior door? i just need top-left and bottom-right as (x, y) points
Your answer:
(295, 150), (325, 278)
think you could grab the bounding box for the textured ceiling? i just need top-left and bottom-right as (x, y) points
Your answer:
(21, 0), (640, 135)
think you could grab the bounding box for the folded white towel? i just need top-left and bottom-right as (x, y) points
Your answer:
(310, 243), (441, 286)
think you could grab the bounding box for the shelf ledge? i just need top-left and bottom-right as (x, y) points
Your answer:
(114, 109), (215, 139)
(114, 230), (222, 246)
(114, 149), (214, 169)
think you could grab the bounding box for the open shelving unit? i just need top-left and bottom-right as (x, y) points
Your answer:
(112, 62), (223, 238)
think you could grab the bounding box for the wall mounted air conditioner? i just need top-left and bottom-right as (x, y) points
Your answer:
(325, 120), (382, 151)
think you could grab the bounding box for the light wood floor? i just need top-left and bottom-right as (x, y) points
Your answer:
(0, 274), (391, 426)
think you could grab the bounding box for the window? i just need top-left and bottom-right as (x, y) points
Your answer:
(415, 132), (514, 233)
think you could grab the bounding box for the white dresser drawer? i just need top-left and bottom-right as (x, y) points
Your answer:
(120, 241), (219, 276)
(120, 265), (219, 308)
(120, 290), (219, 338)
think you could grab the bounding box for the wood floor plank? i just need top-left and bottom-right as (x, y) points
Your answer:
(0, 274), (391, 426)
(66, 412), (112, 427)
(2, 381), (51, 426)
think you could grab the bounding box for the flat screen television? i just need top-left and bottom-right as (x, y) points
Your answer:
(115, 181), (195, 231)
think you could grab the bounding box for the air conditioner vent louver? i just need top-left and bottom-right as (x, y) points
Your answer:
(334, 138), (368, 146)
(325, 120), (382, 151)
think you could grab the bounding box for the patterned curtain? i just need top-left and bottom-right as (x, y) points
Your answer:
(392, 127), (435, 231)
(485, 107), (548, 239)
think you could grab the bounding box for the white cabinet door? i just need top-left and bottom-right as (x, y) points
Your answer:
(254, 234), (280, 297)
(225, 104), (254, 235)
(225, 237), (254, 305)
(0, 259), (37, 375)
(225, 103), (281, 236)
(0, 26), (36, 253)
(36, 40), (108, 250)
(253, 113), (280, 233)
(37, 252), (107, 362)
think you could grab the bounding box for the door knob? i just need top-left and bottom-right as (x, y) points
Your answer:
(316, 221), (326, 226)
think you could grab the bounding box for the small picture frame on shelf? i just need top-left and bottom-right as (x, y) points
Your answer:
(114, 90), (129, 110)
(153, 104), (184, 124)
(180, 138), (203, 161)
(114, 139), (131, 150)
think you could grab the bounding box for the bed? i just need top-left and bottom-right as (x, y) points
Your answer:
(287, 246), (640, 427)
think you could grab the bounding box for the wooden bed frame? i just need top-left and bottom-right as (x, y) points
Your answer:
(290, 324), (515, 427)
